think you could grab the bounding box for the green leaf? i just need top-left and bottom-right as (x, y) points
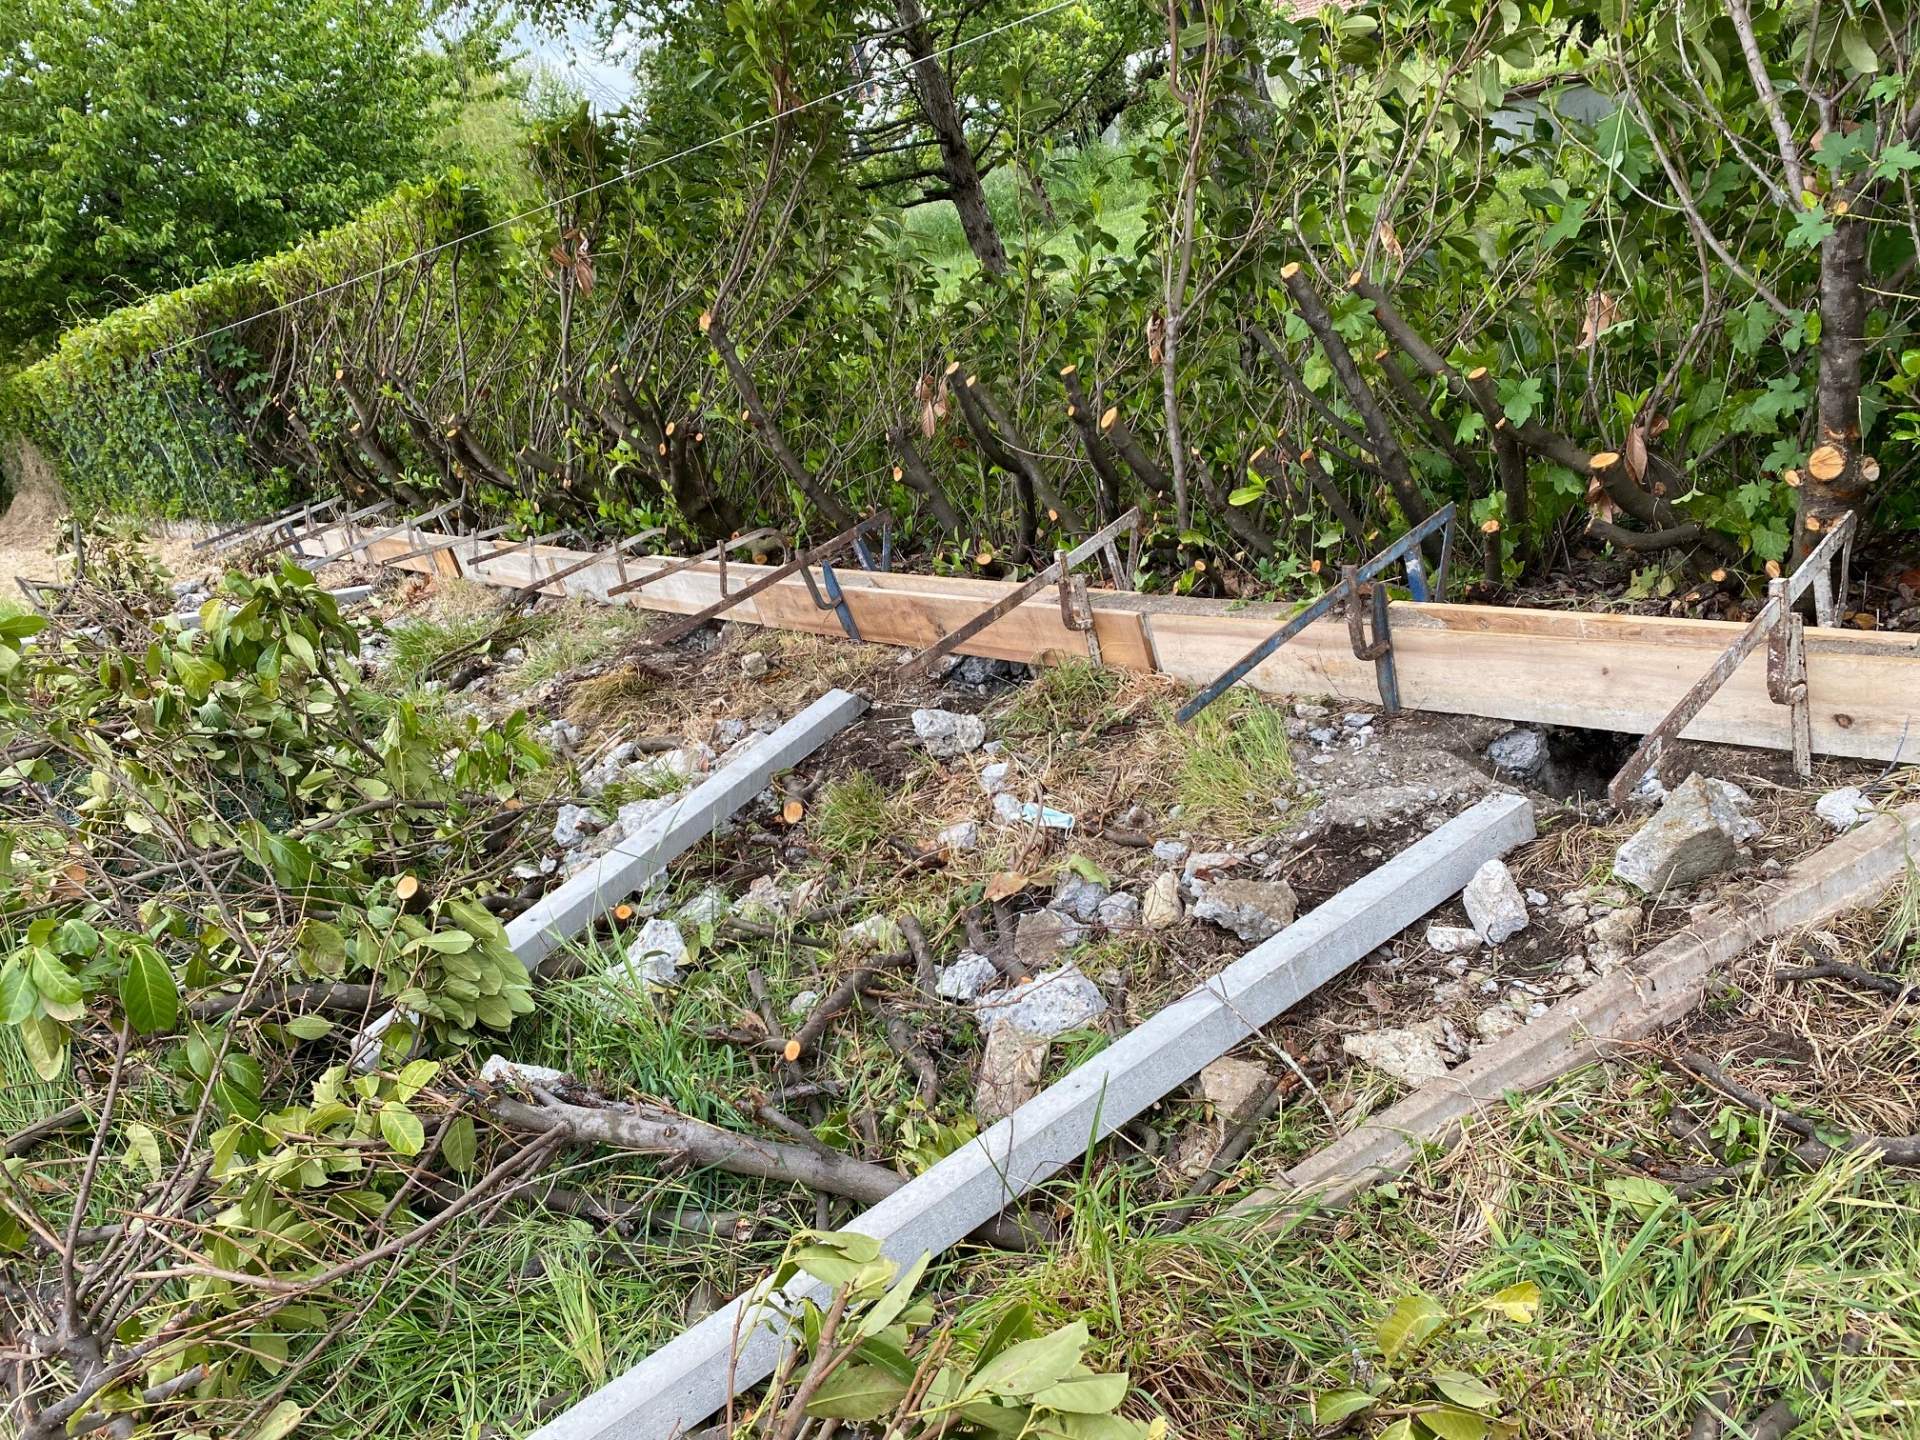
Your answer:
(1432, 1370), (1501, 1410)
(1313, 1389), (1377, 1424)
(1378, 1421), (1415, 1440)
(252, 1399), (304, 1440)
(393, 1058), (440, 1101)
(19, 1014), (66, 1080)
(29, 951), (82, 1007)
(119, 942), (179, 1034)
(1480, 1281), (1541, 1324)
(1376, 1292), (1449, 1362)
(1033, 1372), (1129, 1415)
(1064, 854), (1111, 886)
(442, 1114), (477, 1174)
(1540, 197), (1588, 249)
(284, 1014), (333, 1041)
(0, 958), (34, 1025)
(854, 1250), (930, 1342)
(121, 1121), (163, 1180)
(1840, 22), (1881, 72)
(55, 919), (100, 955)
(379, 1104), (425, 1157)
(1227, 484), (1264, 507)
(1604, 1176), (1674, 1220)
(1786, 204), (1837, 251)
(804, 1362), (911, 1420)
(967, 1322), (1089, 1401)
(1422, 1406), (1491, 1440)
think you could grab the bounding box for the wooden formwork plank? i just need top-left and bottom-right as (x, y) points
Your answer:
(304, 522), (1920, 764)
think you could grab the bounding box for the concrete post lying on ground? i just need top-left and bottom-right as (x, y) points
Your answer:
(509, 688), (869, 970)
(1238, 800), (1920, 1216)
(531, 792), (1537, 1440)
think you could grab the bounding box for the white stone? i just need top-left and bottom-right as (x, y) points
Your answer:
(1525, 888), (1548, 907)
(1462, 859), (1530, 944)
(1342, 712), (1374, 729)
(935, 820), (980, 852)
(678, 888), (732, 927)
(739, 874), (790, 918)
(480, 1055), (571, 1089)
(612, 919), (687, 988)
(1342, 1022), (1451, 1085)
(979, 761), (1013, 796)
(1050, 872), (1110, 923)
(553, 803), (599, 849)
(1614, 773), (1761, 893)
(1013, 909), (1085, 965)
(1815, 786), (1873, 832)
(936, 951), (1000, 1002)
(787, 989), (819, 1017)
(1096, 891), (1140, 929)
(1191, 878), (1298, 943)
(1152, 839), (1190, 864)
(1142, 872), (1183, 929)
(1488, 727), (1549, 779)
(975, 964), (1108, 1037)
(1182, 851), (1239, 885)
(912, 708), (987, 759)
(1425, 924), (1483, 955)
(976, 1025), (1049, 1122)
(740, 650), (770, 679)
(1472, 1007), (1524, 1043)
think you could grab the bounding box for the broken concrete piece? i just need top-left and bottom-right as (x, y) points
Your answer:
(553, 804), (600, 849)
(936, 951), (999, 1002)
(1816, 786), (1873, 832)
(1471, 1007), (1524, 1043)
(740, 650), (769, 679)
(1488, 727), (1549, 780)
(481, 1055), (571, 1090)
(979, 761), (1012, 796)
(677, 887), (732, 928)
(911, 708), (987, 759)
(1049, 873), (1110, 924)
(612, 919), (687, 988)
(975, 1026), (1049, 1123)
(1613, 773), (1761, 893)
(975, 963), (1108, 1037)
(1342, 1022), (1451, 1085)
(1152, 839), (1190, 865)
(1183, 851), (1239, 885)
(1191, 878), (1298, 943)
(934, 820), (980, 852)
(1013, 909), (1085, 966)
(1172, 1056), (1275, 1176)
(1142, 872), (1183, 930)
(1425, 924), (1483, 954)
(788, 989), (819, 1016)
(1462, 859), (1529, 944)
(1096, 891), (1140, 929)
(1586, 902), (1644, 964)
(839, 914), (906, 954)
(738, 874), (790, 919)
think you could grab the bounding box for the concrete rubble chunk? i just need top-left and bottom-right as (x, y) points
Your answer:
(1191, 878), (1298, 943)
(1462, 859), (1529, 944)
(740, 650), (769, 679)
(1013, 909), (1085, 966)
(935, 951), (1000, 1002)
(1096, 891), (1140, 929)
(911, 708), (987, 759)
(975, 1026), (1050, 1123)
(975, 963), (1107, 1037)
(1816, 786), (1874, 832)
(1472, 1007), (1525, 1043)
(787, 989), (819, 1017)
(1182, 851), (1239, 885)
(1049, 872), (1110, 924)
(611, 919), (687, 989)
(1342, 1021), (1452, 1085)
(1142, 872), (1183, 929)
(935, 820), (980, 852)
(552, 803), (600, 849)
(1172, 1056), (1275, 1176)
(979, 761), (1013, 796)
(1488, 727), (1549, 780)
(1152, 839), (1190, 865)
(677, 888), (732, 928)
(481, 1055), (571, 1090)
(1587, 902), (1644, 965)
(1614, 773), (1761, 893)
(1425, 924), (1482, 954)
(839, 913), (906, 954)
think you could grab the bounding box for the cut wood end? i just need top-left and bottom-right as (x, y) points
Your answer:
(1299, 447), (1315, 464)
(1280, 262), (1302, 279)
(1047, 508), (1059, 522)
(975, 548), (995, 566)
(1709, 568), (1728, 583)
(1590, 451), (1620, 471)
(1807, 444), (1847, 481)
(694, 432), (705, 444)
(781, 798), (806, 825)
(782, 1039), (803, 1063)
(1805, 515), (1823, 532)
(1099, 405), (1119, 431)
(892, 466), (904, 482)
(1248, 445), (1268, 465)
(1066, 404), (1077, 418)
(697, 310), (712, 333)
(944, 360), (961, 376)
(1347, 270), (1364, 288)
(1192, 558), (1207, 573)
(657, 443), (669, 456)
(1467, 366), (1489, 381)
(665, 420), (677, 436)
(613, 903), (634, 923)
(1765, 559), (1783, 578)
(1373, 347), (1390, 362)
(1784, 468), (1802, 488)
(1059, 364), (1077, 377)
(965, 374), (979, 388)
(1480, 518), (1501, 534)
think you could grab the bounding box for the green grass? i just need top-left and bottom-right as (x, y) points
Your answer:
(382, 609), (502, 683)
(512, 603), (652, 689)
(1172, 690), (1295, 831)
(811, 769), (898, 860)
(999, 659), (1123, 738)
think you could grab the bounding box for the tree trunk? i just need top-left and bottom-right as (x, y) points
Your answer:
(1802, 218), (1870, 558)
(896, 0), (1008, 276)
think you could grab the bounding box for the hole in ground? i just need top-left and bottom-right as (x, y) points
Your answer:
(1493, 723), (1638, 802)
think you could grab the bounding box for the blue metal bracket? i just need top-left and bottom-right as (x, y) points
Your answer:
(1177, 503), (1456, 724)
(801, 559), (861, 641)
